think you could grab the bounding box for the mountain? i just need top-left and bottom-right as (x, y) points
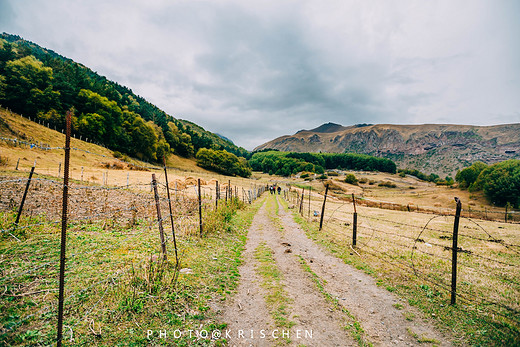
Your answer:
(0, 33), (248, 162)
(254, 123), (520, 176)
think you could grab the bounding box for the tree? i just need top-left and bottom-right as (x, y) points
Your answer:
(473, 160), (520, 207)
(455, 161), (487, 189)
(196, 148), (251, 177)
(0, 55), (58, 116)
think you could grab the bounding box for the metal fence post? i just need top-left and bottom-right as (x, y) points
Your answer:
(57, 110), (72, 347)
(451, 197), (462, 305)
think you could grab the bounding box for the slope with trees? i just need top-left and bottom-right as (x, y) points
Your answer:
(0, 33), (247, 166)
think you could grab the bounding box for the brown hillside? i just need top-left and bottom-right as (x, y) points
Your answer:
(255, 123), (520, 176)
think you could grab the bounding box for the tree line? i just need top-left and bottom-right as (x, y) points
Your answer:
(0, 34), (248, 163)
(249, 151), (396, 176)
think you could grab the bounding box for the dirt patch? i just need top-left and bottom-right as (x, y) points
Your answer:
(220, 196), (357, 346)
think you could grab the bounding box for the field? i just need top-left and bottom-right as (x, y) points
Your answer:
(1, 110), (519, 345)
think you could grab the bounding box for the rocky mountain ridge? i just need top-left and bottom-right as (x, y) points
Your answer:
(254, 123), (520, 176)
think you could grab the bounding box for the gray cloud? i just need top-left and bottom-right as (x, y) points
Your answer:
(1, 0), (519, 149)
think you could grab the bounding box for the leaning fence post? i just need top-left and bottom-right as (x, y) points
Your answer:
(15, 164), (36, 226)
(15, 158), (20, 171)
(152, 174), (167, 261)
(57, 110), (72, 347)
(451, 197), (462, 305)
(319, 184), (329, 231)
(198, 178), (203, 237)
(163, 158), (178, 266)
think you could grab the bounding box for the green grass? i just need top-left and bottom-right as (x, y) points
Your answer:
(0, 194), (265, 346)
(254, 242), (294, 343)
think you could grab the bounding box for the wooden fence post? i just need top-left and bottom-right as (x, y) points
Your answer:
(215, 181), (219, 208)
(152, 174), (167, 261)
(352, 193), (358, 247)
(163, 158), (178, 266)
(451, 197), (462, 305)
(308, 187), (311, 220)
(319, 184), (329, 231)
(198, 178), (203, 237)
(15, 165), (35, 226)
(299, 188), (305, 215)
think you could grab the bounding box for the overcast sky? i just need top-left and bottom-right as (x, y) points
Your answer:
(1, 0), (519, 149)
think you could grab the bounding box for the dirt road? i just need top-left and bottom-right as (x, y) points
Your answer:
(220, 194), (453, 346)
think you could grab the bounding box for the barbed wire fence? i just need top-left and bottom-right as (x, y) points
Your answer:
(0, 124), (265, 345)
(284, 185), (520, 338)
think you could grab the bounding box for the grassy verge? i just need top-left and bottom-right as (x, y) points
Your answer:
(254, 242), (294, 344)
(0, 195), (264, 346)
(284, 197), (520, 346)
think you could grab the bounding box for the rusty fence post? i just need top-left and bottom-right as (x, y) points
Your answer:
(163, 158), (178, 266)
(352, 193), (357, 247)
(319, 184), (329, 231)
(15, 164), (35, 226)
(152, 174), (167, 261)
(57, 110), (72, 347)
(198, 178), (203, 237)
(451, 197), (462, 305)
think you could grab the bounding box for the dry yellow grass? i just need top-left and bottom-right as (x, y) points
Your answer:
(0, 108), (261, 195)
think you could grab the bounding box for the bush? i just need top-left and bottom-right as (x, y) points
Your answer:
(0, 155), (9, 167)
(344, 173), (358, 185)
(327, 171), (339, 176)
(378, 181), (397, 188)
(301, 173), (310, 179)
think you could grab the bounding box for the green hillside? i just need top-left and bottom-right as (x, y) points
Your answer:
(0, 33), (248, 163)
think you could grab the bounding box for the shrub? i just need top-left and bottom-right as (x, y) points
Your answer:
(0, 155), (9, 167)
(344, 173), (358, 185)
(378, 181), (397, 188)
